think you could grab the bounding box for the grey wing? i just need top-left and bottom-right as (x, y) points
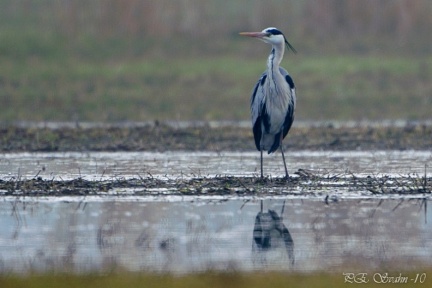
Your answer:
(250, 72), (267, 126)
(250, 72), (267, 151)
(279, 68), (296, 139)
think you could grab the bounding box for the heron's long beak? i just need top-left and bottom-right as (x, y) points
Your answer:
(239, 32), (267, 38)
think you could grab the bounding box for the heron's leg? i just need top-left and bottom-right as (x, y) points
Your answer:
(280, 139), (289, 179)
(280, 147), (289, 179)
(260, 150), (263, 179)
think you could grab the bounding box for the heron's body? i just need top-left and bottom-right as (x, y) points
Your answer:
(240, 27), (296, 178)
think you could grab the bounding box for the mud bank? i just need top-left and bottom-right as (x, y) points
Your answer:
(1, 121), (431, 152)
(1, 172), (430, 198)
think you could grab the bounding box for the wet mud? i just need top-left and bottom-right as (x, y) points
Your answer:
(1, 171), (430, 198)
(1, 122), (431, 198)
(1, 121), (431, 152)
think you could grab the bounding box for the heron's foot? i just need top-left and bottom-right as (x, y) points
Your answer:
(255, 175), (269, 183)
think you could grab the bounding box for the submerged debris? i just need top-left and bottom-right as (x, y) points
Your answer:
(1, 170), (430, 198)
(1, 122), (430, 199)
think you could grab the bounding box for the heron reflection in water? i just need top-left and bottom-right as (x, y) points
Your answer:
(252, 200), (294, 267)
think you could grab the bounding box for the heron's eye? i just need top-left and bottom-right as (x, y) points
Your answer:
(266, 33), (272, 37)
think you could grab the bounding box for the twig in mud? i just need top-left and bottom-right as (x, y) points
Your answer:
(236, 178), (252, 193)
(100, 169), (106, 181)
(392, 176), (408, 194)
(421, 164), (430, 193)
(350, 173), (380, 194)
(34, 170), (42, 178)
(137, 173), (146, 183)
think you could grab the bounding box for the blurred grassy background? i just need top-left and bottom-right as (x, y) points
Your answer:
(1, 0), (431, 122)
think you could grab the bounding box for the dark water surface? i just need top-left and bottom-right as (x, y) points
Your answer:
(0, 198), (430, 274)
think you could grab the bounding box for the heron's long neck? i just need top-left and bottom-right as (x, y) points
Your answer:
(267, 42), (285, 78)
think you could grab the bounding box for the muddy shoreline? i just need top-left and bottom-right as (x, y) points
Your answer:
(1, 172), (431, 198)
(1, 122), (430, 197)
(1, 121), (431, 152)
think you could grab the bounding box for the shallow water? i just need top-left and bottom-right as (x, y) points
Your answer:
(1, 150), (431, 181)
(0, 150), (431, 274)
(0, 198), (430, 274)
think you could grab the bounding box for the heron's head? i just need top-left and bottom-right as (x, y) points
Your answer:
(240, 27), (296, 53)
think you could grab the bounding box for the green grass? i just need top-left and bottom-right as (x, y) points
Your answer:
(1, 271), (431, 288)
(1, 1), (432, 122)
(1, 25), (431, 122)
(1, 52), (431, 122)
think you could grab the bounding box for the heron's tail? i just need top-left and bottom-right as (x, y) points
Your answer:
(268, 131), (282, 154)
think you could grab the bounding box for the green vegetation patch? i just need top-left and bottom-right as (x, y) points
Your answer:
(1, 52), (431, 121)
(1, 271), (431, 288)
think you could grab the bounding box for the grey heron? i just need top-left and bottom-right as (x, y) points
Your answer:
(240, 27), (297, 179)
